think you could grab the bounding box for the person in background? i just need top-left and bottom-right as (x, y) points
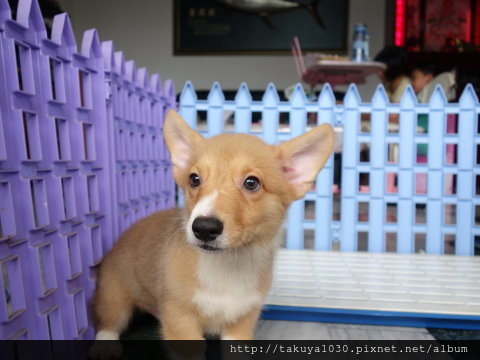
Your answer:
(411, 61), (443, 95)
(411, 61), (456, 103)
(410, 60), (456, 139)
(374, 46), (410, 103)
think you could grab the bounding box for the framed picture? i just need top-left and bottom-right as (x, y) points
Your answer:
(174, 0), (349, 55)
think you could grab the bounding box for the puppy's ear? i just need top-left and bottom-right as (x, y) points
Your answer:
(163, 110), (203, 177)
(277, 124), (334, 200)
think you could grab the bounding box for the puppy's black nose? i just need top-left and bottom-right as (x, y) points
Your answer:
(192, 216), (223, 242)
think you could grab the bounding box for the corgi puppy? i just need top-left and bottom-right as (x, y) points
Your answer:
(91, 109), (333, 343)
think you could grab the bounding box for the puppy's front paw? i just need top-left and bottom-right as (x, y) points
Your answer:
(88, 340), (123, 360)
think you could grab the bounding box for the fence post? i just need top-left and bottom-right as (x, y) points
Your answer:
(102, 40), (120, 240)
(164, 78), (176, 110)
(111, 50), (129, 234)
(285, 84), (307, 249)
(150, 73), (163, 165)
(124, 60), (140, 226)
(207, 82), (224, 137)
(368, 85), (388, 252)
(234, 82), (252, 134)
(341, 84), (361, 251)
(179, 81), (198, 130)
(0, 0), (51, 340)
(136, 67), (148, 220)
(177, 82), (198, 207)
(456, 85), (478, 255)
(0, 0), (9, 25)
(162, 78), (176, 209)
(158, 78), (173, 209)
(314, 83), (335, 250)
(397, 86), (417, 253)
(426, 86), (447, 254)
(77, 28), (113, 339)
(262, 83), (280, 145)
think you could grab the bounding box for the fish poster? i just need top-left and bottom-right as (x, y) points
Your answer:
(174, 0), (348, 54)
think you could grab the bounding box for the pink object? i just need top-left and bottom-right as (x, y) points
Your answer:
(415, 174), (427, 194)
(386, 172), (398, 193)
(359, 185), (370, 193)
(292, 36), (306, 80)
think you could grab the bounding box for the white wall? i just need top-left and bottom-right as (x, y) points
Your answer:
(60, 0), (386, 99)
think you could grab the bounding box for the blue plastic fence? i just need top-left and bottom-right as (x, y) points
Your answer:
(179, 81), (480, 256)
(0, 0), (175, 340)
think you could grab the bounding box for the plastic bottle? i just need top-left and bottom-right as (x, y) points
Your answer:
(351, 23), (370, 62)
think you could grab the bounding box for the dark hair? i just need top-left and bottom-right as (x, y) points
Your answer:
(374, 46), (409, 81)
(412, 61), (444, 77)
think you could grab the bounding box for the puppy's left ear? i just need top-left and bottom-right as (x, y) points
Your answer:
(163, 110), (203, 179)
(277, 124), (334, 200)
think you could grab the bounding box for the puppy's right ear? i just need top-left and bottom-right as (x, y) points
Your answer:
(163, 110), (203, 176)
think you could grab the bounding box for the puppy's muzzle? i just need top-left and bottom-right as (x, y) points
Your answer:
(192, 216), (223, 242)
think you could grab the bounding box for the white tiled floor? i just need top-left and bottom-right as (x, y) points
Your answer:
(266, 249), (480, 316)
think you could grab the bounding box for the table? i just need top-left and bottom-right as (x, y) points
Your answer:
(291, 37), (386, 89)
(301, 56), (386, 89)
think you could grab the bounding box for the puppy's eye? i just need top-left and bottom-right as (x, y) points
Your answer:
(189, 173), (201, 188)
(244, 176), (260, 191)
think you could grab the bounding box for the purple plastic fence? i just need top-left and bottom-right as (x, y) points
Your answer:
(0, 0), (175, 340)
(102, 42), (176, 239)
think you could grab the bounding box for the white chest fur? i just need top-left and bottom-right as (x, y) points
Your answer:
(193, 250), (264, 331)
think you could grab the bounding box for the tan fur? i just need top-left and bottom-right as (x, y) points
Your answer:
(92, 110), (334, 342)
